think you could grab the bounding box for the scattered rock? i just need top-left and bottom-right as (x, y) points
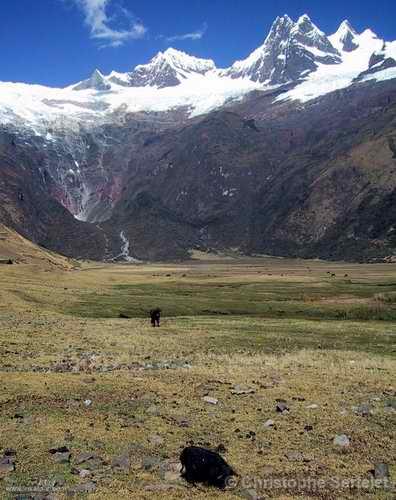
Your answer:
(143, 360), (192, 370)
(231, 385), (255, 395)
(51, 475), (66, 488)
(142, 456), (161, 471)
(203, 396), (218, 405)
(0, 462), (15, 474)
(333, 434), (350, 447)
(354, 403), (371, 416)
(49, 446), (71, 463)
(285, 451), (304, 462)
(146, 405), (160, 416)
(149, 434), (164, 447)
(74, 453), (106, 471)
(3, 449), (16, 457)
(77, 469), (92, 478)
(0, 450), (16, 474)
(373, 463), (390, 480)
(74, 452), (95, 465)
(13, 413), (33, 424)
(385, 398), (396, 410)
(175, 417), (190, 428)
(49, 446), (70, 454)
(240, 488), (262, 499)
(53, 452), (71, 464)
(160, 460), (183, 483)
(84, 399), (92, 407)
(67, 481), (97, 495)
(112, 453), (130, 473)
(276, 401), (289, 413)
(83, 457), (106, 471)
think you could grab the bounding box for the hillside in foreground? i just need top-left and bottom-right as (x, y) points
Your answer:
(0, 224), (73, 270)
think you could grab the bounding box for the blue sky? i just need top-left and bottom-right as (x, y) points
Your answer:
(1, 0), (395, 87)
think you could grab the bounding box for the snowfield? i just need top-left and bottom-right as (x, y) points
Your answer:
(0, 74), (262, 133)
(277, 29), (384, 103)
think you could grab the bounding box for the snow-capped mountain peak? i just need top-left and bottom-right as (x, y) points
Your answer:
(0, 12), (395, 142)
(226, 14), (340, 84)
(329, 21), (375, 53)
(292, 13), (340, 55)
(338, 19), (358, 36)
(224, 14), (294, 82)
(294, 14), (323, 34)
(126, 48), (216, 88)
(150, 47), (215, 76)
(73, 69), (111, 91)
(159, 47), (214, 68)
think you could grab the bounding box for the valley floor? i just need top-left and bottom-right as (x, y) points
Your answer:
(0, 257), (395, 498)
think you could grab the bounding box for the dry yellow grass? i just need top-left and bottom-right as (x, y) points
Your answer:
(0, 224), (73, 270)
(0, 257), (395, 499)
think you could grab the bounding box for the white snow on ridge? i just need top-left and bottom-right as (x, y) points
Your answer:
(0, 73), (262, 132)
(328, 20), (358, 52)
(103, 73), (262, 117)
(362, 66), (396, 83)
(0, 16), (395, 131)
(383, 40), (396, 60)
(277, 29), (384, 103)
(134, 48), (216, 80)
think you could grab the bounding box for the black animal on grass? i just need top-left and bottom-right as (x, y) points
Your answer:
(180, 446), (236, 489)
(149, 308), (161, 327)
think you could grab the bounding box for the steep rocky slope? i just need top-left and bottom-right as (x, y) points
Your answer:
(107, 79), (396, 261)
(0, 128), (107, 259)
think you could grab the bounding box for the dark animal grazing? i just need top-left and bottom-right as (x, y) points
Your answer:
(150, 308), (161, 327)
(119, 312), (130, 319)
(180, 446), (236, 489)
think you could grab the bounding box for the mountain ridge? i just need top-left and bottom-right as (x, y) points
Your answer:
(0, 13), (396, 263)
(0, 14), (394, 134)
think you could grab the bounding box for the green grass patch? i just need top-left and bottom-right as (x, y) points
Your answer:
(64, 279), (396, 323)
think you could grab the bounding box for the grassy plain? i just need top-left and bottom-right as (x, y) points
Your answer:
(0, 255), (395, 498)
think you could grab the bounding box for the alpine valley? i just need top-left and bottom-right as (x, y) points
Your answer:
(1, 14), (396, 262)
